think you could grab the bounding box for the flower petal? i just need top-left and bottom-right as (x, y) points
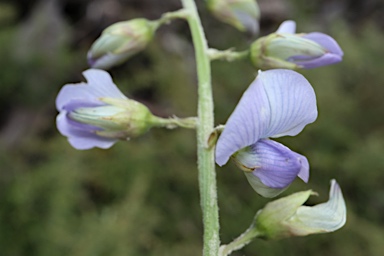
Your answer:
(68, 136), (116, 150)
(234, 139), (308, 197)
(250, 140), (309, 188)
(88, 51), (132, 70)
(276, 20), (296, 34)
(294, 53), (343, 69)
(295, 153), (309, 182)
(215, 69), (317, 166)
(303, 32), (343, 56)
(294, 32), (344, 68)
(285, 179), (347, 235)
(56, 111), (117, 150)
(244, 172), (288, 198)
(56, 69), (127, 110)
(233, 10), (259, 34)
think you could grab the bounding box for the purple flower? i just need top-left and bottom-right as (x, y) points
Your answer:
(215, 69), (317, 197)
(250, 20), (343, 70)
(56, 69), (153, 150)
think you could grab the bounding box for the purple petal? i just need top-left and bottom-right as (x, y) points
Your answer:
(276, 20), (296, 34)
(68, 136), (116, 150)
(56, 69), (127, 110)
(244, 172), (288, 198)
(295, 53), (343, 69)
(57, 111), (117, 150)
(293, 32), (343, 68)
(62, 99), (104, 112)
(239, 140), (309, 197)
(88, 51), (132, 71)
(303, 32), (343, 56)
(82, 69), (128, 99)
(248, 139), (305, 189)
(295, 152), (309, 182)
(215, 69), (317, 166)
(233, 10), (259, 35)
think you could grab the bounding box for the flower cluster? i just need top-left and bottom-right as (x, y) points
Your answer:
(54, 2), (347, 244)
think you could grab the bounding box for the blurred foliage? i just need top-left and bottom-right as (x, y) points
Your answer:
(0, 0), (383, 255)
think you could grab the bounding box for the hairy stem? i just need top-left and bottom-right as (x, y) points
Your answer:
(181, 0), (220, 255)
(219, 223), (262, 256)
(208, 48), (250, 62)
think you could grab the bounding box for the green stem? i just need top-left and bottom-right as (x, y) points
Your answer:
(208, 48), (250, 62)
(181, 0), (220, 255)
(157, 9), (189, 26)
(219, 224), (262, 256)
(152, 116), (197, 129)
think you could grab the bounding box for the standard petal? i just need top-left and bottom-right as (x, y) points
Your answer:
(276, 20), (296, 34)
(215, 69), (317, 166)
(82, 69), (128, 99)
(260, 70), (318, 138)
(56, 69), (127, 110)
(215, 71), (270, 166)
(285, 179), (347, 236)
(56, 82), (91, 110)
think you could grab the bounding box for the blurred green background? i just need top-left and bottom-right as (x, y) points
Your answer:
(0, 0), (383, 255)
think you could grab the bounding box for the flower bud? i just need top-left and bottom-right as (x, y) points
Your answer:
(254, 180), (346, 240)
(250, 20), (343, 69)
(87, 18), (157, 70)
(207, 0), (260, 34)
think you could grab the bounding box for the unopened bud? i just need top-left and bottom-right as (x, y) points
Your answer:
(255, 180), (346, 240)
(88, 18), (157, 70)
(250, 20), (343, 69)
(207, 0), (260, 34)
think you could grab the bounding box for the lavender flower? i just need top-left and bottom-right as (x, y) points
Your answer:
(56, 69), (155, 150)
(250, 20), (343, 69)
(215, 69), (317, 197)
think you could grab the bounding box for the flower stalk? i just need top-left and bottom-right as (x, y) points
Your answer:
(219, 222), (262, 256)
(208, 48), (249, 62)
(157, 9), (190, 25)
(181, 0), (220, 255)
(152, 116), (197, 129)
